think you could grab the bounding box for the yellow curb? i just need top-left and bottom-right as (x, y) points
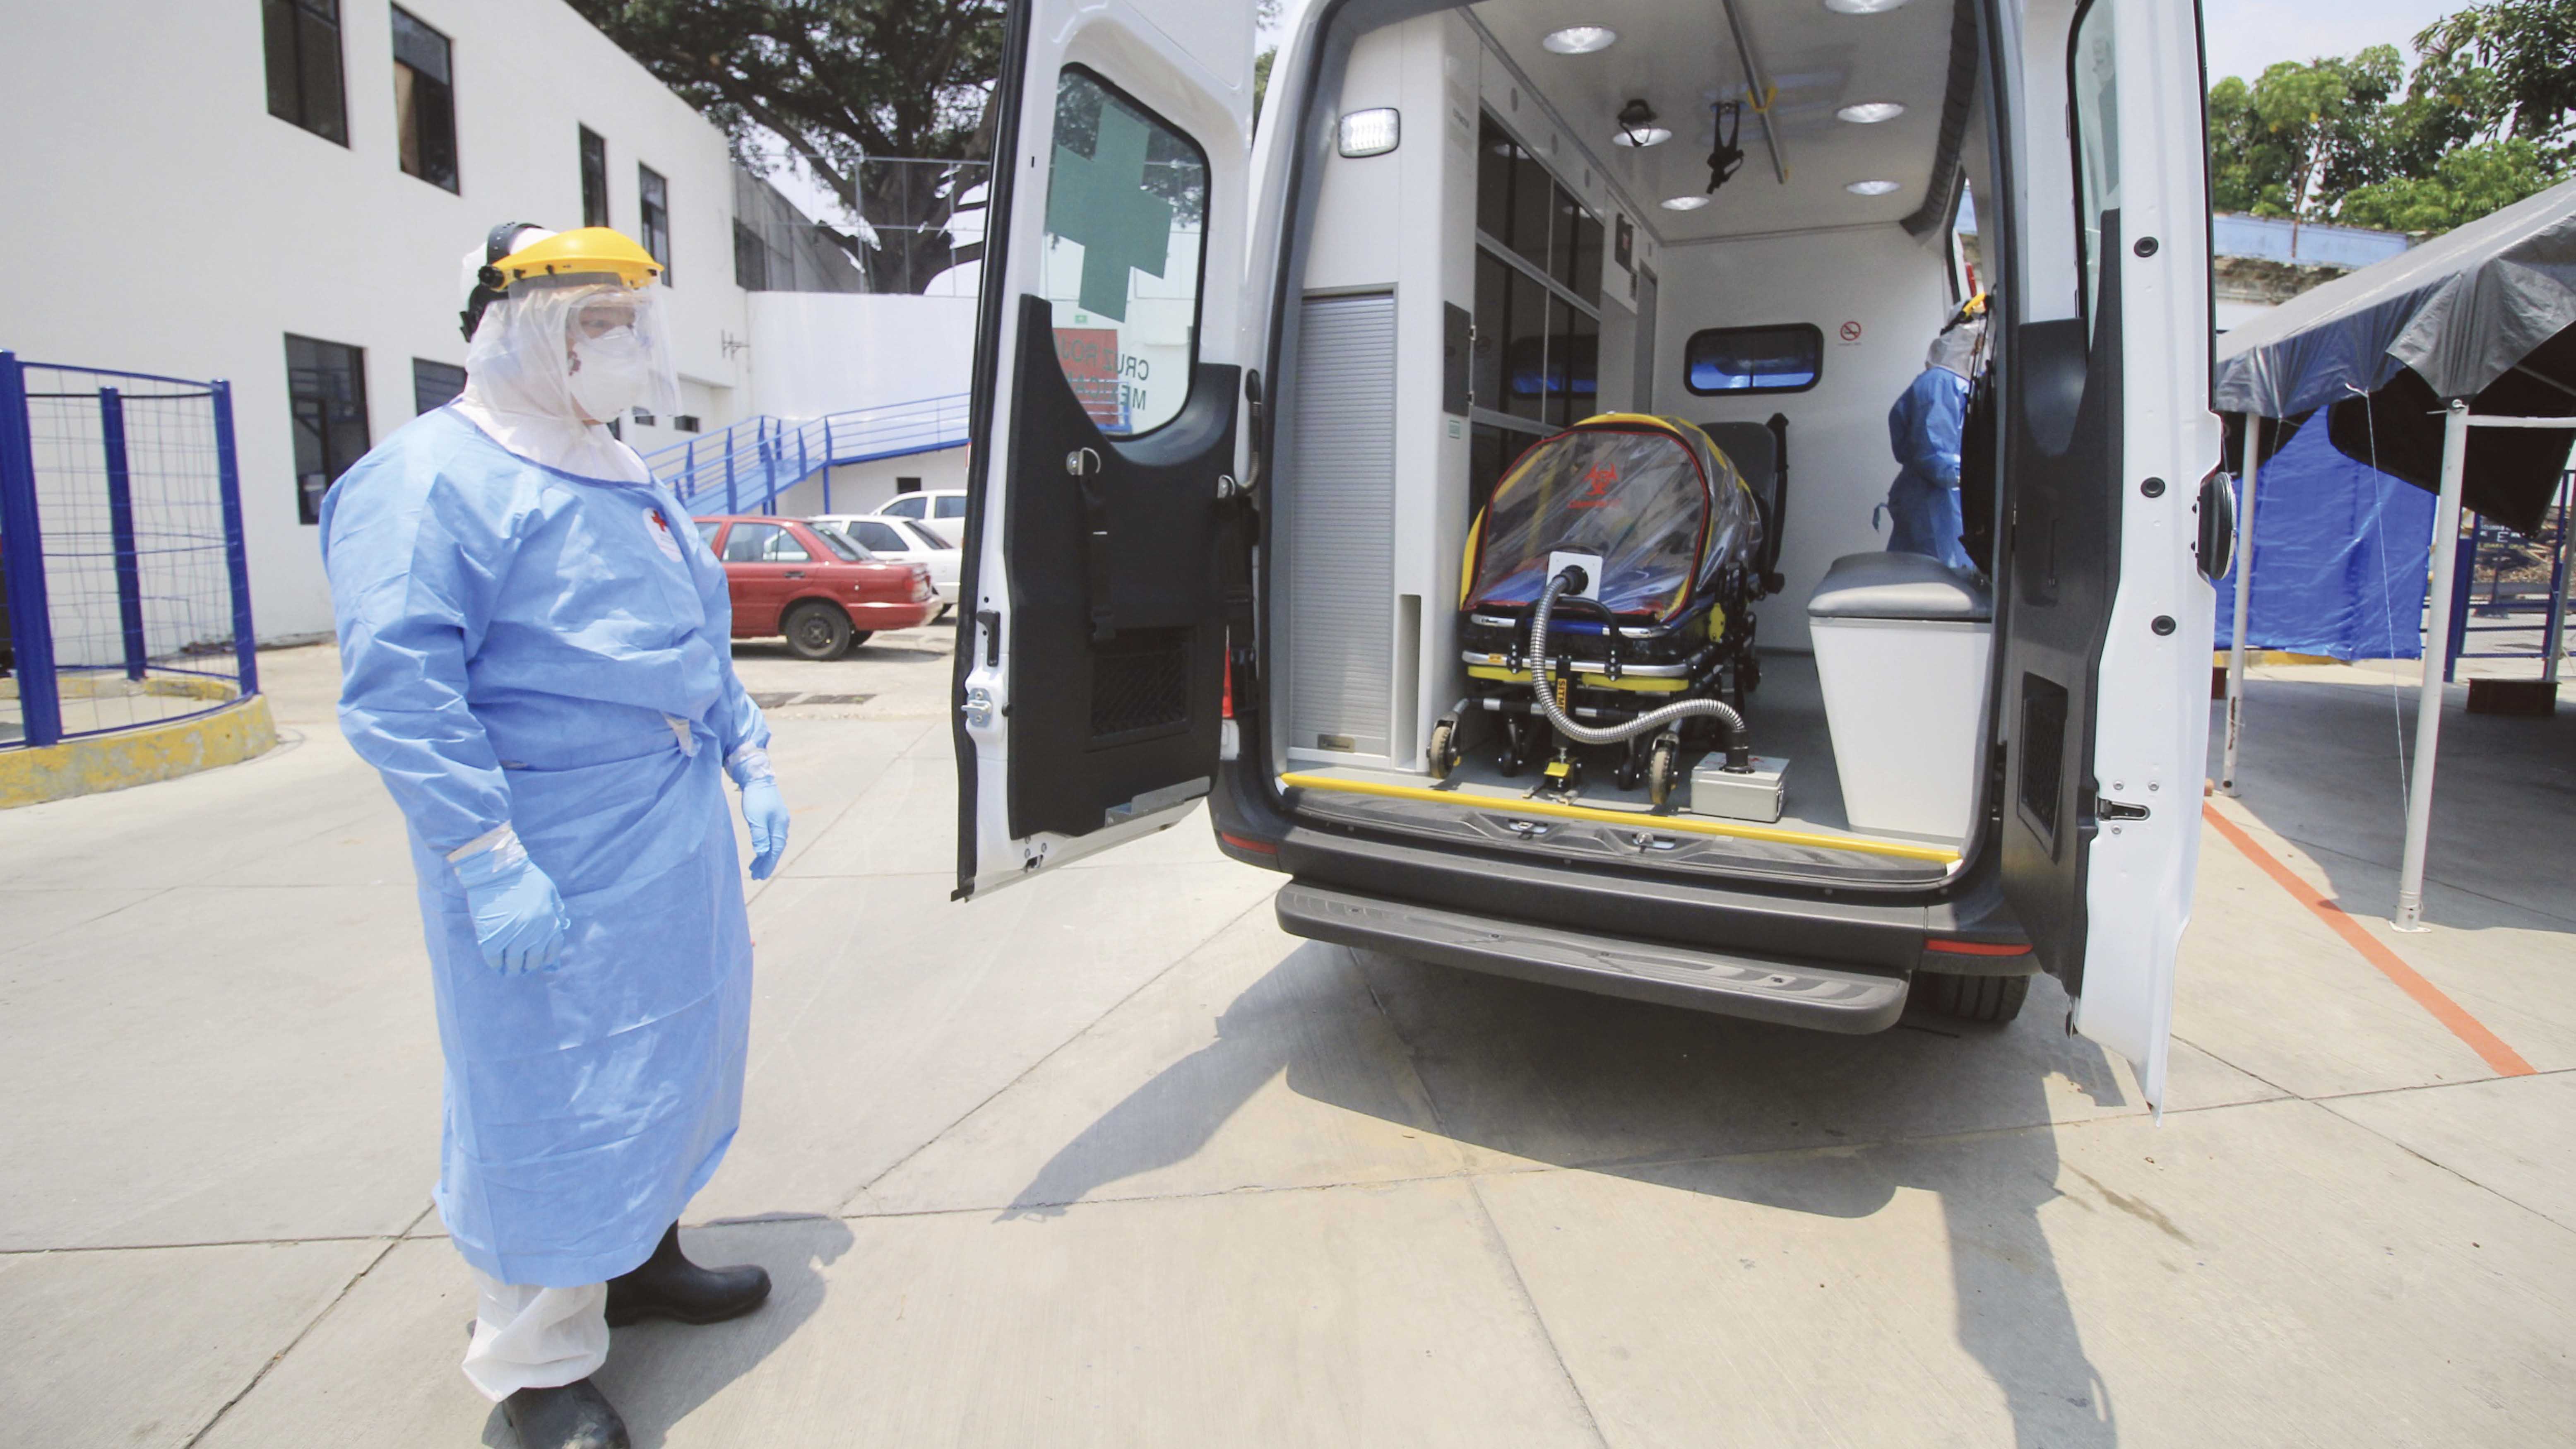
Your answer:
(0, 693), (277, 808)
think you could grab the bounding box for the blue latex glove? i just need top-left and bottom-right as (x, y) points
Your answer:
(741, 778), (789, 880)
(450, 827), (570, 975)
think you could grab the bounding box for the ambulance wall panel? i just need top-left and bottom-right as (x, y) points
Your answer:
(1657, 224), (1956, 651)
(1285, 292), (1400, 761)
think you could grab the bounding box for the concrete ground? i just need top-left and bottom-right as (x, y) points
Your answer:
(2, 633), (2570, 1447)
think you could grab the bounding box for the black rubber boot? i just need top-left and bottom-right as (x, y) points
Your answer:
(604, 1223), (771, 1328)
(502, 1377), (629, 1449)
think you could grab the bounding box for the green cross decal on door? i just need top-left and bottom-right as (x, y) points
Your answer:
(1046, 100), (1173, 323)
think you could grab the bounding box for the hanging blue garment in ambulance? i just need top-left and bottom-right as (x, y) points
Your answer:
(1881, 364), (1973, 571)
(322, 404), (767, 1287)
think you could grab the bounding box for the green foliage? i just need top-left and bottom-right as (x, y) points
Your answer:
(2207, 0), (2573, 236)
(566, 0), (1006, 294)
(2336, 138), (2562, 231)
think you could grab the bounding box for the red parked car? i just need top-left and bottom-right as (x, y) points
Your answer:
(693, 515), (938, 659)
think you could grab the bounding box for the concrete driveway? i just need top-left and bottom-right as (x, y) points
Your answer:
(1, 631), (2569, 1447)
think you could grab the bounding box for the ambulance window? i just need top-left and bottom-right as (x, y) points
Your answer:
(2069, 0), (2121, 342)
(1042, 67), (1208, 437)
(1684, 325), (1823, 395)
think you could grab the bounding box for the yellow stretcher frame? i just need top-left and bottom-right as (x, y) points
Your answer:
(1279, 771), (1963, 864)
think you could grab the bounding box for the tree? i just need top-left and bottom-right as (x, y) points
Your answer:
(2335, 137), (2562, 231)
(2415, 0), (2576, 155)
(2207, 1), (2574, 237)
(568, 0), (1006, 295)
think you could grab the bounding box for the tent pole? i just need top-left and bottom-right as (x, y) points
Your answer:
(2545, 471), (2571, 688)
(2394, 400), (2470, 932)
(2220, 416), (2262, 795)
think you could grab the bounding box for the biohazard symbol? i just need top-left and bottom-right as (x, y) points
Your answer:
(1568, 464), (1619, 509)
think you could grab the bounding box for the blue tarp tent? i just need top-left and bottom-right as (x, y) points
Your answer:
(2210, 420), (2437, 660)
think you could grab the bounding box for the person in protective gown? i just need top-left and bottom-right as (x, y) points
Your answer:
(1879, 296), (1989, 571)
(322, 224), (792, 1449)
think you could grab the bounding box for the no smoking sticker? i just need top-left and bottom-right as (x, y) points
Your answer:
(1838, 320), (1864, 343)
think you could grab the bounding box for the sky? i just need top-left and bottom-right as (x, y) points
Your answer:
(2199, 0), (2464, 85)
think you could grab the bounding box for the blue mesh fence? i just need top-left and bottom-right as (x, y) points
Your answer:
(1, 352), (258, 748)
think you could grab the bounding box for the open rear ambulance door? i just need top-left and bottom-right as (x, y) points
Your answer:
(951, 0), (1258, 898)
(1993, 0), (2218, 1111)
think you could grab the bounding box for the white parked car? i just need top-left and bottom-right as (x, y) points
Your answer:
(872, 489), (969, 545)
(811, 514), (960, 614)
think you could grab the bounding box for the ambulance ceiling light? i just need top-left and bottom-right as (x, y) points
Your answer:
(1542, 26), (1618, 54)
(1660, 194), (1711, 211)
(1836, 101), (1906, 124)
(1845, 179), (1902, 195)
(1824, 0), (1912, 13)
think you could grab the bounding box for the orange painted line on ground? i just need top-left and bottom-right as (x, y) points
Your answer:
(2202, 803), (2535, 1077)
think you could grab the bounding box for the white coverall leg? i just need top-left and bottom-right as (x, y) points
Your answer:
(462, 1271), (610, 1403)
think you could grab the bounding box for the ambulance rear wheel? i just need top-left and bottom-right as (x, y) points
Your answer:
(1429, 718), (1460, 779)
(1646, 737), (1680, 808)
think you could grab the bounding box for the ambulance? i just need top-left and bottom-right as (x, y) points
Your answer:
(948, 0), (2226, 1110)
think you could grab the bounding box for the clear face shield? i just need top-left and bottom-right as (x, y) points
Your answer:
(464, 276), (682, 426)
(1924, 315), (1989, 378)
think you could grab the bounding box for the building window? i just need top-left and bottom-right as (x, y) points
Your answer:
(732, 220), (769, 291)
(1472, 112), (1602, 438)
(411, 358), (465, 414)
(1683, 324), (1824, 395)
(580, 126), (609, 228)
(263, 0), (348, 144)
(390, 7), (457, 191)
(672, 414), (701, 433)
(286, 335), (370, 526)
(638, 164), (671, 282)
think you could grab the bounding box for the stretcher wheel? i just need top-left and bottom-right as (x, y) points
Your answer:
(1429, 717), (1460, 779)
(1646, 737), (1680, 808)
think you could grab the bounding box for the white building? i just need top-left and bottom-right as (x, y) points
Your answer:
(2, 0), (969, 643)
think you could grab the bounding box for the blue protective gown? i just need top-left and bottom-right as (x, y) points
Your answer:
(1883, 366), (1973, 570)
(321, 406), (768, 1287)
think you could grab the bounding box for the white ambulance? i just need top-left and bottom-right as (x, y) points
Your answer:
(949, 0), (2226, 1111)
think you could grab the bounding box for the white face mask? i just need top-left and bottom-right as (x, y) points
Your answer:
(567, 327), (652, 423)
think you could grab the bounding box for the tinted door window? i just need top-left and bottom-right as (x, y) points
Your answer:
(881, 494), (926, 520)
(1041, 67), (1209, 436)
(933, 494), (968, 520)
(811, 527), (863, 562)
(851, 520), (907, 552)
(722, 522), (786, 561)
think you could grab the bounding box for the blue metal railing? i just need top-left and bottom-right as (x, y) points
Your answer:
(2, 351), (259, 750)
(642, 392), (970, 517)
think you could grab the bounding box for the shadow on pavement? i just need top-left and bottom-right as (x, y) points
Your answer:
(999, 941), (2121, 1447)
(2214, 678), (2576, 934)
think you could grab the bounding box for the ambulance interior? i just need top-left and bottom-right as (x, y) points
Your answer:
(1267, 0), (2014, 889)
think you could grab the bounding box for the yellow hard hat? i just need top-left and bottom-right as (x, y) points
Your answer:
(491, 227), (662, 290)
(460, 223), (661, 341)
